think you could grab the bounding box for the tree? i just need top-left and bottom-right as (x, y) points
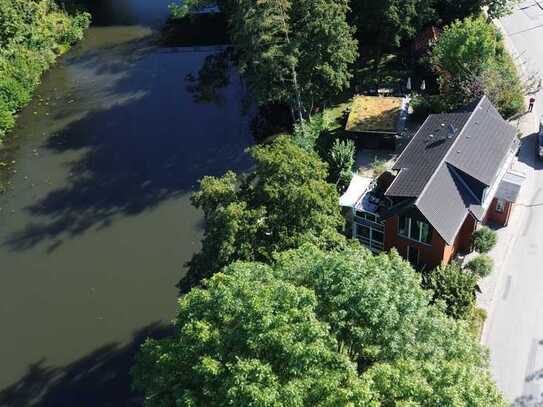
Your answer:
(435, 0), (520, 22)
(432, 16), (497, 80)
(133, 262), (372, 406)
(485, 0), (521, 19)
(422, 262), (478, 320)
(135, 245), (506, 406)
(172, 0), (357, 120)
(431, 16), (523, 117)
(350, 0), (435, 65)
(183, 136), (345, 291)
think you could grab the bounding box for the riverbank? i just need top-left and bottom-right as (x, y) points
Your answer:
(0, 0), (90, 190)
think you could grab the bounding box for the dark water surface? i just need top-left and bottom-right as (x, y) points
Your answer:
(0, 2), (251, 405)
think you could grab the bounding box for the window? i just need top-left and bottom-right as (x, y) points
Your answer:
(398, 216), (431, 244)
(496, 199), (506, 213)
(355, 224), (384, 252)
(372, 230), (384, 244)
(407, 246), (420, 266)
(355, 211), (378, 223)
(356, 225), (370, 239)
(399, 216), (408, 236)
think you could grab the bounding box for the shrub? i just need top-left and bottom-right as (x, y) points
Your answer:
(410, 94), (448, 119)
(0, 98), (15, 141)
(371, 158), (387, 176)
(468, 307), (487, 338)
(0, 0), (90, 140)
(292, 113), (329, 153)
(465, 254), (494, 278)
(472, 226), (497, 253)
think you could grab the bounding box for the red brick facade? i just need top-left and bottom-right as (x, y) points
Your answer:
(384, 212), (477, 269)
(485, 198), (512, 227)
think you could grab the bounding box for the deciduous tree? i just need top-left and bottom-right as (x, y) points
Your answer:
(422, 261), (478, 320)
(350, 0), (435, 66)
(135, 245), (506, 406)
(182, 136), (345, 291)
(133, 261), (372, 406)
(172, 0), (357, 120)
(432, 16), (523, 117)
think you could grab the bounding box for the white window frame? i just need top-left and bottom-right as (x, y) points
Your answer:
(495, 199), (506, 213)
(398, 216), (431, 245)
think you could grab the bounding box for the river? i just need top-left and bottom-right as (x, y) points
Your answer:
(0, 1), (252, 405)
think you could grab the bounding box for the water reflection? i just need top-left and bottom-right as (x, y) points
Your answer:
(3, 37), (251, 252)
(0, 3), (251, 398)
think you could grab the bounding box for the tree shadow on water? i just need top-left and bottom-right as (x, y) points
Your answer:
(0, 323), (172, 407)
(3, 42), (253, 252)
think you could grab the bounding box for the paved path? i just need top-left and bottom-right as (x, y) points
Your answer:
(482, 3), (543, 403)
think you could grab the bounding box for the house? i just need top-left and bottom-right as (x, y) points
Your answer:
(345, 95), (409, 150)
(342, 96), (525, 269)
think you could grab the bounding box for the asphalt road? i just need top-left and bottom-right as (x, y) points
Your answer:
(485, 3), (543, 403)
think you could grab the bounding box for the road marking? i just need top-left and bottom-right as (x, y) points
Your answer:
(502, 275), (513, 300)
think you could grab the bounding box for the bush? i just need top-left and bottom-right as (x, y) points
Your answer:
(465, 254), (494, 278)
(0, 98), (15, 141)
(371, 158), (387, 176)
(468, 307), (487, 339)
(410, 94), (448, 119)
(0, 0), (90, 140)
(472, 226), (497, 253)
(292, 113), (329, 153)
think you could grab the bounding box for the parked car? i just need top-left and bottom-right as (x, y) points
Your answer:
(539, 121), (543, 159)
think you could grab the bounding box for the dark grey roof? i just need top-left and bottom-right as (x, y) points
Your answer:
(447, 98), (517, 185)
(385, 96), (517, 244)
(416, 165), (473, 243)
(387, 112), (471, 197)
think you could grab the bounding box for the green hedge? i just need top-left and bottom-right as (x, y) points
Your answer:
(472, 226), (497, 254)
(0, 0), (90, 142)
(465, 254), (494, 278)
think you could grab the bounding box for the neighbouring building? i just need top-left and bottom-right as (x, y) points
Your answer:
(345, 95), (409, 150)
(341, 96), (525, 269)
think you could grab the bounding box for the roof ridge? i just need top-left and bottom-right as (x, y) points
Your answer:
(414, 96), (486, 208)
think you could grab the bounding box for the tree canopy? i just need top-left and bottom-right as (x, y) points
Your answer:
(431, 16), (523, 117)
(422, 261), (479, 320)
(182, 136), (345, 291)
(350, 0), (435, 50)
(172, 0), (357, 120)
(134, 245), (506, 406)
